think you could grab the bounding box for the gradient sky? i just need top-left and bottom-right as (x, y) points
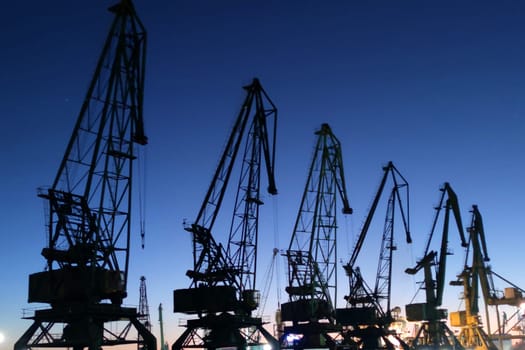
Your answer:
(2, 1), (525, 349)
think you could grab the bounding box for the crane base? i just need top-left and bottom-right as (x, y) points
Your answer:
(15, 303), (156, 350)
(172, 312), (278, 350)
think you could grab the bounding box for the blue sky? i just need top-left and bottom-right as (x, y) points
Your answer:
(2, 1), (525, 349)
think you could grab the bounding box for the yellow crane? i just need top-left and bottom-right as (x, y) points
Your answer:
(449, 205), (498, 350)
(450, 205), (525, 350)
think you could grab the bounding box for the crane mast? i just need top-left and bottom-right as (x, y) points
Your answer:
(14, 2), (156, 350)
(405, 182), (467, 350)
(280, 123), (352, 350)
(375, 190), (403, 313)
(172, 78), (279, 350)
(336, 161), (411, 350)
(225, 83), (278, 293)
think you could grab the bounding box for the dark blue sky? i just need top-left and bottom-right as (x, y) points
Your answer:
(2, 1), (525, 349)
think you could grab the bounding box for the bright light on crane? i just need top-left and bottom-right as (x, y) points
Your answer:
(519, 302), (525, 316)
(285, 334), (302, 343)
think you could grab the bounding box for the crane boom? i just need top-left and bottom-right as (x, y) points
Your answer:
(193, 79), (276, 231)
(343, 162), (410, 307)
(374, 189), (402, 313)
(183, 78), (277, 293)
(226, 83), (278, 293)
(347, 162), (410, 269)
(467, 206), (492, 314)
(467, 208), (525, 309)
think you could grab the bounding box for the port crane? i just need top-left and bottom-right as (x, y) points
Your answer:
(280, 123), (352, 350)
(449, 205), (498, 350)
(172, 78), (279, 350)
(14, 1), (156, 350)
(405, 183), (467, 350)
(450, 205), (525, 350)
(336, 161), (411, 350)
